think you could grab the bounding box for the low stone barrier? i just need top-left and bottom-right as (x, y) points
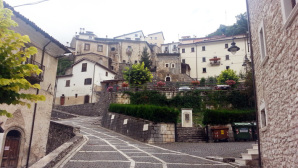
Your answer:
(30, 121), (83, 168)
(54, 103), (98, 116)
(101, 112), (175, 143)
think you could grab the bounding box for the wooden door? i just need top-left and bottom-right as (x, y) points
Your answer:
(60, 96), (65, 105)
(1, 131), (21, 168)
(84, 95), (89, 104)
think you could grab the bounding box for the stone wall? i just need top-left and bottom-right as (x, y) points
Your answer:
(54, 103), (98, 116)
(46, 121), (79, 154)
(101, 112), (175, 143)
(248, 0), (297, 167)
(176, 127), (207, 142)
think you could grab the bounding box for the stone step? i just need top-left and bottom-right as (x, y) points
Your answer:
(241, 153), (259, 160)
(252, 144), (258, 150)
(230, 161), (250, 168)
(247, 149), (258, 155)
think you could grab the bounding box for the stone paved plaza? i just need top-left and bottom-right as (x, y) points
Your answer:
(55, 116), (254, 168)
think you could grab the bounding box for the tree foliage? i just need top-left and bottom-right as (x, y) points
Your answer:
(123, 62), (153, 88)
(139, 47), (152, 70)
(57, 57), (72, 75)
(207, 12), (248, 37)
(217, 69), (239, 84)
(0, 5), (45, 117)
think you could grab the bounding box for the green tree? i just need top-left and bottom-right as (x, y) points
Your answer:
(57, 57), (72, 75)
(123, 62), (153, 88)
(217, 69), (239, 84)
(0, 4), (45, 117)
(140, 47), (152, 70)
(207, 12), (248, 37)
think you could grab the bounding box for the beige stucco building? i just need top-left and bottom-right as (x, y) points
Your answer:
(145, 32), (165, 47)
(179, 35), (249, 80)
(247, 0), (297, 167)
(0, 3), (70, 167)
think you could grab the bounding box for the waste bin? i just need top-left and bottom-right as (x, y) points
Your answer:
(232, 122), (253, 141)
(211, 126), (229, 142)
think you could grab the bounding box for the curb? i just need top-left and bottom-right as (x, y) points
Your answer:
(29, 134), (85, 168)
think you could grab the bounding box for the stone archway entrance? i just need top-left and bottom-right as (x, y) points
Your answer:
(1, 130), (21, 168)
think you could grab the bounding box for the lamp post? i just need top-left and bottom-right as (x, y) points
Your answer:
(228, 38), (240, 55)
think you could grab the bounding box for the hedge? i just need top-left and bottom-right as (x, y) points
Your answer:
(109, 104), (179, 123)
(203, 109), (255, 125)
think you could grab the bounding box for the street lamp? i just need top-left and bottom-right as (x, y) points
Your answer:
(228, 38), (240, 55)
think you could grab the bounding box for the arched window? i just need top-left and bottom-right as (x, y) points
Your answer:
(166, 76), (171, 82)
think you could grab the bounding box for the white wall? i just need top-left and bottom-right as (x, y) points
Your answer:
(161, 42), (179, 53)
(115, 32), (145, 41)
(180, 37), (249, 80)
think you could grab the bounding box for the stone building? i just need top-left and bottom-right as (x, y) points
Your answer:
(156, 53), (192, 82)
(247, 0), (297, 167)
(0, 3), (70, 167)
(179, 35), (249, 80)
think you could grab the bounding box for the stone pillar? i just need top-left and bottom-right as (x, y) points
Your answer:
(181, 108), (193, 127)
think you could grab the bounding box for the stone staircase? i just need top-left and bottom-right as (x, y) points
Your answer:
(176, 127), (207, 142)
(232, 144), (260, 168)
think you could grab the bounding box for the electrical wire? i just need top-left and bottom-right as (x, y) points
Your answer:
(13, 0), (50, 8)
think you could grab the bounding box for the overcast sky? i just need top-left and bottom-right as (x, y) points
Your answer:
(4, 0), (247, 45)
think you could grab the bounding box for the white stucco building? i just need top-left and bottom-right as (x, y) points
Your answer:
(55, 58), (116, 106)
(114, 30), (145, 41)
(161, 42), (180, 53)
(179, 35), (249, 80)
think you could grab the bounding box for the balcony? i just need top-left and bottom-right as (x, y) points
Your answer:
(209, 58), (221, 66)
(25, 58), (45, 84)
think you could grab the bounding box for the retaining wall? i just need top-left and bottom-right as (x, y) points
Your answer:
(101, 112), (175, 143)
(54, 103), (98, 116)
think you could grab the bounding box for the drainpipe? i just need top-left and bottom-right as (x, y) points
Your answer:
(195, 43), (198, 80)
(91, 63), (96, 103)
(26, 41), (51, 168)
(246, 0), (262, 167)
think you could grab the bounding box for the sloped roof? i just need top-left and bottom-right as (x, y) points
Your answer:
(72, 58), (117, 74)
(3, 2), (70, 53)
(114, 30), (144, 39)
(147, 31), (165, 40)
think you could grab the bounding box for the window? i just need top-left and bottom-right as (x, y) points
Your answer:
(173, 45), (177, 49)
(135, 34), (138, 37)
(150, 37), (152, 40)
(111, 66), (114, 70)
(202, 46), (205, 51)
(84, 78), (92, 85)
(97, 45), (103, 52)
(165, 47), (168, 52)
(225, 44), (228, 48)
(65, 80), (70, 87)
(111, 47), (116, 51)
(203, 68), (206, 73)
(155, 37), (157, 40)
(202, 57), (206, 62)
(123, 60), (126, 63)
(226, 66), (230, 70)
(106, 72), (108, 76)
(261, 109), (267, 127)
(226, 55), (230, 60)
(135, 60), (138, 64)
(258, 21), (267, 61)
(191, 47), (195, 52)
(82, 63), (87, 72)
(89, 36), (92, 39)
(182, 59), (185, 63)
(84, 43), (90, 51)
(135, 38), (140, 41)
(165, 63), (169, 67)
(281, 0), (298, 26)
(166, 76), (171, 81)
(125, 38), (131, 40)
(182, 49), (185, 53)
(75, 94), (78, 98)
(171, 63), (175, 68)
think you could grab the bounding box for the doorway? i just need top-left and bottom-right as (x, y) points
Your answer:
(60, 95), (65, 105)
(84, 95), (90, 104)
(1, 130), (21, 168)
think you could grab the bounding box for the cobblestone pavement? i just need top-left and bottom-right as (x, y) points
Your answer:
(56, 116), (253, 168)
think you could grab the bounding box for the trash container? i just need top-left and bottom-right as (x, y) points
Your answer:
(211, 126), (229, 142)
(232, 122), (253, 141)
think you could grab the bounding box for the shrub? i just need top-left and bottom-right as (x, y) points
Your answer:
(109, 104), (179, 123)
(203, 109), (255, 125)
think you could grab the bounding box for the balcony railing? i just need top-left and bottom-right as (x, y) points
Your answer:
(25, 58), (45, 84)
(209, 58), (221, 66)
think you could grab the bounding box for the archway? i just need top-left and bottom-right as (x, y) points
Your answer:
(166, 76), (171, 82)
(1, 130), (21, 168)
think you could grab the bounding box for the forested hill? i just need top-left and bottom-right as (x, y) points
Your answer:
(207, 12), (248, 37)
